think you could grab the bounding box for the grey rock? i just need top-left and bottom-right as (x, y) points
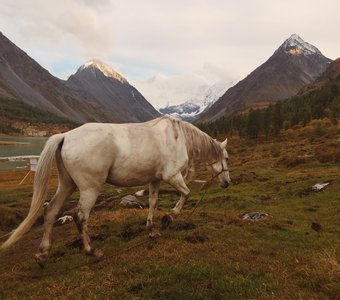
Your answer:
(312, 182), (330, 191)
(135, 189), (147, 197)
(120, 195), (143, 209)
(55, 215), (73, 226)
(242, 211), (268, 222)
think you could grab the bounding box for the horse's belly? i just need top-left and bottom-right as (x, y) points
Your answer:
(106, 168), (158, 187)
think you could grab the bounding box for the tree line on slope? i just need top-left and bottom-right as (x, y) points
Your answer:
(0, 97), (79, 134)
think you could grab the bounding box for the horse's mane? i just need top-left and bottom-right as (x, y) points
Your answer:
(142, 116), (168, 127)
(165, 116), (223, 163)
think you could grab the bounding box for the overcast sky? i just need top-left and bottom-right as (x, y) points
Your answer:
(1, 0), (340, 83)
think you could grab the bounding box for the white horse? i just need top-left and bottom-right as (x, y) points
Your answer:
(1, 116), (230, 267)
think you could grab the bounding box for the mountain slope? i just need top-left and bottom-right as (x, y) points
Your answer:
(199, 57), (340, 137)
(198, 34), (332, 123)
(0, 32), (101, 122)
(299, 57), (340, 94)
(66, 60), (160, 122)
(0, 32), (159, 123)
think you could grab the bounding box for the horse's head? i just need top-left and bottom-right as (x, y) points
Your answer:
(207, 138), (231, 189)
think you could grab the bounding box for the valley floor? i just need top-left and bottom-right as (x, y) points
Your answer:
(0, 129), (339, 299)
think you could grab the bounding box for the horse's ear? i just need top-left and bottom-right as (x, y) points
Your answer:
(220, 138), (228, 149)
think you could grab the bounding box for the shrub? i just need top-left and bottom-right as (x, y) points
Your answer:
(271, 146), (281, 158)
(313, 121), (327, 137)
(277, 154), (309, 168)
(315, 142), (340, 163)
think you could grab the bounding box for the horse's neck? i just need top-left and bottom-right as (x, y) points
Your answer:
(188, 133), (219, 164)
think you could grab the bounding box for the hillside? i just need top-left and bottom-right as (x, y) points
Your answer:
(0, 32), (100, 123)
(198, 58), (340, 138)
(0, 97), (78, 136)
(299, 57), (340, 94)
(66, 60), (160, 123)
(198, 34), (331, 123)
(0, 33), (159, 124)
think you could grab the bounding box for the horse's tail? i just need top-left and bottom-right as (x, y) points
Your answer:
(0, 133), (65, 250)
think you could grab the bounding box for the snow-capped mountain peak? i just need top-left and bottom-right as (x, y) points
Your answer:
(132, 70), (235, 122)
(279, 34), (322, 56)
(78, 59), (128, 83)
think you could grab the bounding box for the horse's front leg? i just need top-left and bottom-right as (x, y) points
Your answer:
(184, 162), (195, 184)
(147, 180), (161, 238)
(162, 173), (190, 229)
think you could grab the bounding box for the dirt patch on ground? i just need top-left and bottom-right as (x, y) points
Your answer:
(184, 232), (208, 244)
(170, 221), (196, 231)
(118, 221), (145, 241)
(233, 172), (269, 184)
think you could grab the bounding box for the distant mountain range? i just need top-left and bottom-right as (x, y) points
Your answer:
(197, 34), (332, 123)
(158, 80), (231, 121)
(133, 72), (233, 121)
(0, 32), (160, 123)
(0, 32), (334, 127)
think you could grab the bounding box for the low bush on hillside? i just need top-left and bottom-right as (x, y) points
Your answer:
(277, 154), (310, 168)
(315, 142), (340, 163)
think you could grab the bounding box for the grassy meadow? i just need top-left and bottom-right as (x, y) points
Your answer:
(0, 121), (339, 299)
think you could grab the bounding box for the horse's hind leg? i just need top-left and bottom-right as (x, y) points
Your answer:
(35, 146), (76, 268)
(35, 179), (75, 267)
(73, 188), (103, 258)
(162, 173), (190, 229)
(147, 180), (161, 238)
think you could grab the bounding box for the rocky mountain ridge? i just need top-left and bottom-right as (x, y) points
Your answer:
(198, 34), (332, 123)
(0, 32), (159, 123)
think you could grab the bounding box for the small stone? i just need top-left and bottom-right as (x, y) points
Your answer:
(242, 211), (268, 222)
(311, 222), (322, 232)
(312, 182), (330, 191)
(55, 215), (73, 226)
(135, 189), (147, 197)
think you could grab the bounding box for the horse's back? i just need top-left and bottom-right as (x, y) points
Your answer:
(59, 119), (189, 187)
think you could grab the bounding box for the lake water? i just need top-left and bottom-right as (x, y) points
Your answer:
(0, 137), (47, 170)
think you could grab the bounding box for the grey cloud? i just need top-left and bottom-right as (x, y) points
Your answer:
(0, 0), (339, 81)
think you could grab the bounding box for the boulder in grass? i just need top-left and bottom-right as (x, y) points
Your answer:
(120, 195), (143, 209)
(242, 211), (268, 222)
(312, 182), (330, 191)
(311, 222), (322, 232)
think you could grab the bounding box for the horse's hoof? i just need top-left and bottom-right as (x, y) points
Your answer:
(34, 253), (47, 268)
(149, 228), (161, 238)
(161, 214), (174, 229)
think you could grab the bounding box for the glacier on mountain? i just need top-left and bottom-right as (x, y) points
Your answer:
(133, 71), (235, 121)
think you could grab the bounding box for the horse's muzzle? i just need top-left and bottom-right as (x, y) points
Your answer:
(220, 181), (229, 188)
